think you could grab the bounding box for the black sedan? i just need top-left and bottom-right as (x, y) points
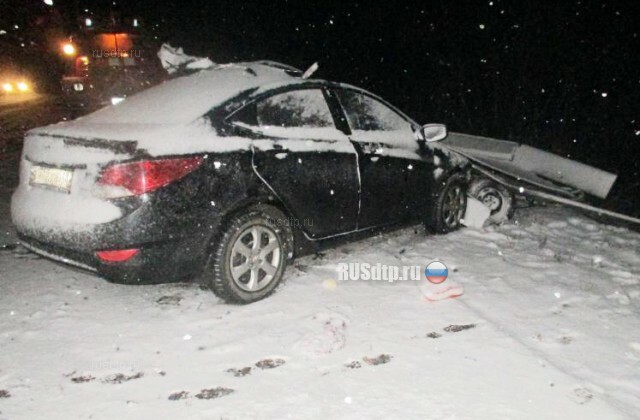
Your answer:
(12, 61), (469, 303)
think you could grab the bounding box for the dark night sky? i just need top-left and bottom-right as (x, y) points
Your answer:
(2, 0), (640, 214)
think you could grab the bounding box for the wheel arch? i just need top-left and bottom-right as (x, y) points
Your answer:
(207, 195), (297, 259)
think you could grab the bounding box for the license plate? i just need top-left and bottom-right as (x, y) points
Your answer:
(29, 165), (73, 193)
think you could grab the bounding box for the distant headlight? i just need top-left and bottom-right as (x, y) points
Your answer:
(2, 83), (13, 93)
(16, 81), (29, 92)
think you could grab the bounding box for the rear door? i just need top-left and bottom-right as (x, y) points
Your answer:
(229, 87), (360, 239)
(333, 89), (433, 228)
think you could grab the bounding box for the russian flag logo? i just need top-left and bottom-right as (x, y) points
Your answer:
(425, 261), (448, 284)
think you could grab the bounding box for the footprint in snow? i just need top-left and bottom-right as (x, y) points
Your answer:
(344, 361), (362, 369)
(255, 358), (286, 370)
(559, 336), (574, 345)
(571, 387), (593, 405)
(168, 391), (189, 400)
(363, 354), (393, 366)
(102, 372), (144, 384)
(425, 324), (476, 337)
(227, 358), (286, 377)
(443, 324), (476, 333)
(168, 387), (234, 401)
(156, 295), (182, 306)
(195, 387), (234, 400)
(295, 312), (349, 356)
(344, 355), (392, 368)
(0, 389), (10, 398)
(227, 366), (252, 377)
(70, 375), (96, 384)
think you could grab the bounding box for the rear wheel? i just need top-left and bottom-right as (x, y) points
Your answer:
(468, 178), (514, 224)
(425, 173), (468, 234)
(205, 205), (293, 304)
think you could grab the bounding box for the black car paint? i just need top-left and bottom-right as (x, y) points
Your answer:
(19, 76), (469, 285)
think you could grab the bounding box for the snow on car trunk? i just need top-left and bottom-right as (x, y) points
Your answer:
(11, 131), (131, 235)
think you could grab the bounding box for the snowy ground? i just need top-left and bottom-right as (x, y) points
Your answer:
(1, 203), (639, 419)
(1, 97), (639, 418)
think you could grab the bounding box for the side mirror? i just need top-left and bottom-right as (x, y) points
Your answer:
(422, 123), (448, 143)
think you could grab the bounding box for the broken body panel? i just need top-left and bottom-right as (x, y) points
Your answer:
(443, 132), (617, 200)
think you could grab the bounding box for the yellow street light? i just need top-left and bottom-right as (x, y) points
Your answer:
(2, 83), (13, 93)
(17, 82), (29, 92)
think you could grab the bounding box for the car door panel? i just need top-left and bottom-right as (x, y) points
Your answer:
(252, 137), (359, 238)
(334, 90), (435, 228)
(229, 88), (360, 239)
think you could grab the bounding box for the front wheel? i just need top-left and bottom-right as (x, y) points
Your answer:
(425, 172), (468, 234)
(468, 178), (514, 224)
(204, 205), (293, 304)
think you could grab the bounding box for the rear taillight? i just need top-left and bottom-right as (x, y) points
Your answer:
(97, 156), (203, 197)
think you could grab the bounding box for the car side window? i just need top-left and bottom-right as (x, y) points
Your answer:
(335, 89), (416, 145)
(230, 89), (345, 139)
(256, 89), (334, 128)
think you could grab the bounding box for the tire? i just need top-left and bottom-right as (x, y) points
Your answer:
(205, 205), (293, 304)
(425, 172), (468, 234)
(468, 178), (514, 224)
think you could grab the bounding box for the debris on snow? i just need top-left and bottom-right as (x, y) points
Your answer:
(302, 61), (319, 79)
(157, 43), (215, 74)
(462, 196), (491, 229)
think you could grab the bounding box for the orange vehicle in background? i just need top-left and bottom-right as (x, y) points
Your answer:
(60, 15), (165, 111)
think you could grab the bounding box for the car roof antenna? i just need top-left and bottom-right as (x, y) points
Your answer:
(302, 62), (319, 79)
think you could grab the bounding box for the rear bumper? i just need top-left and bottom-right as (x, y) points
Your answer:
(18, 232), (210, 284)
(13, 187), (220, 284)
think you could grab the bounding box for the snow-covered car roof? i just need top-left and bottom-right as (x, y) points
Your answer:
(73, 62), (305, 125)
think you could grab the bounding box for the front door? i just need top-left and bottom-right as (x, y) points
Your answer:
(333, 89), (433, 228)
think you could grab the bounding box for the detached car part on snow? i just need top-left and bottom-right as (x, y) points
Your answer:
(442, 133), (621, 225)
(12, 61), (471, 304)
